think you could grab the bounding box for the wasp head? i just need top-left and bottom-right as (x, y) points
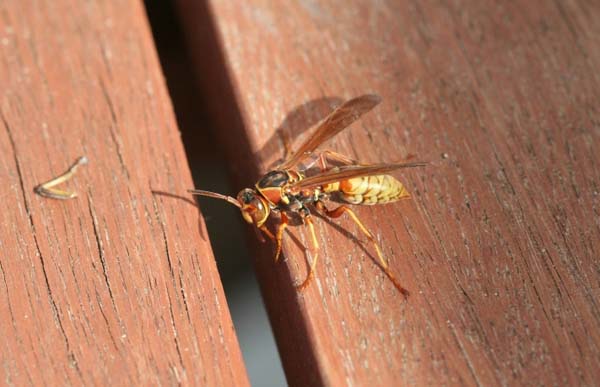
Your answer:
(237, 188), (270, 226)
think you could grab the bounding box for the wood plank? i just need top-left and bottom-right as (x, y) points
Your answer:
(177, 0), (600, 385)
(0, 1), (248, 385)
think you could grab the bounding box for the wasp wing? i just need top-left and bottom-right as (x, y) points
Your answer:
(289, 162), (427, 190)
(277, 94), (382, 170)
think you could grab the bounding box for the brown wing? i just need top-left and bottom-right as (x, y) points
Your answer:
(277, 94), (382, 170)
(289, 162), (427, 190)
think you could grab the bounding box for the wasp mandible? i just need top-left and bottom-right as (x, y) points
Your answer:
(190, 94), (426, 296)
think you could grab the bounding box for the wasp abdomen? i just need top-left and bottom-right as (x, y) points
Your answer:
(324, 174), (409, 205)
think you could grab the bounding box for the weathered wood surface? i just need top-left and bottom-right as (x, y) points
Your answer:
(178, 0), (600, 385)
(0, 1), (248, 385)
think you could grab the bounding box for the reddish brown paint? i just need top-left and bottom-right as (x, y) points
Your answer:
(0, 1), (249, 385)
(177, 0), (600, 385)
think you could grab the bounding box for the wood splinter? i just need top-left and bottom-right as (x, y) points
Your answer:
(34, 156), (88, 200)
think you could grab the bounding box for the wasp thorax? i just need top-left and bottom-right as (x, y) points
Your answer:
(257, 170), (289, 188)
(237, 188), (270, 226)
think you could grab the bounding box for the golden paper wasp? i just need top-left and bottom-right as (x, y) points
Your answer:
(190, 94), (425, 296)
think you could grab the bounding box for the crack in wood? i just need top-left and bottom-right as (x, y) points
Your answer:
(2, 110), (83, 381)
(150, 194), (186, 374)
(86, 194), (119, 317)
(99, 77), (131, 180)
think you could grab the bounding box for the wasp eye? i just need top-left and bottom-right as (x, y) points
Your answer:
(239, 189), (255, 204)
(236, 189), (269, 226)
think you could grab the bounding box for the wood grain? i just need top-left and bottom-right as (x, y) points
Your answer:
(178, 0), (600, 386)
(0, 1), (249, 385)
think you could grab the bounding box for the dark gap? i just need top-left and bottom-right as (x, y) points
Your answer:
(143, 2), (286, 386)
(143, 0), (247, 283)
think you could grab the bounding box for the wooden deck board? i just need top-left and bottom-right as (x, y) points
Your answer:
(0, 1), (248, 385)
(177, 0), (600, 385)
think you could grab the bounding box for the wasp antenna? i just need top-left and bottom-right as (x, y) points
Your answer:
(188, 189), (242, 208)
(390, 161), (428, 168)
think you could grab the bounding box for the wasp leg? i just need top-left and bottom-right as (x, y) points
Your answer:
(274, 212), (289, 263)
(316, 151), (417, 171)
(315, 201), (409, 297)
(316, 149), (359, 171)
(258, 225), (275, 243)
(297, 214), (320, 290)
(298, 149), (358, 171)
(279, 130), (293, 160)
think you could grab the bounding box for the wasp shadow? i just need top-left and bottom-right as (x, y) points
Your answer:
(273, 206), (379, 286)
(151, 189), (198, 208)
(311, 209), (402, 286)
(151, 189), (209, 241)
(255, 96), (344, 168)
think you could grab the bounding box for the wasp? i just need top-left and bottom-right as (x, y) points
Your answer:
(190, 94), (425, 296)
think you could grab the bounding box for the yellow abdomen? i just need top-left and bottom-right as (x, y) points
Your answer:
(324, 174), (409, 205)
